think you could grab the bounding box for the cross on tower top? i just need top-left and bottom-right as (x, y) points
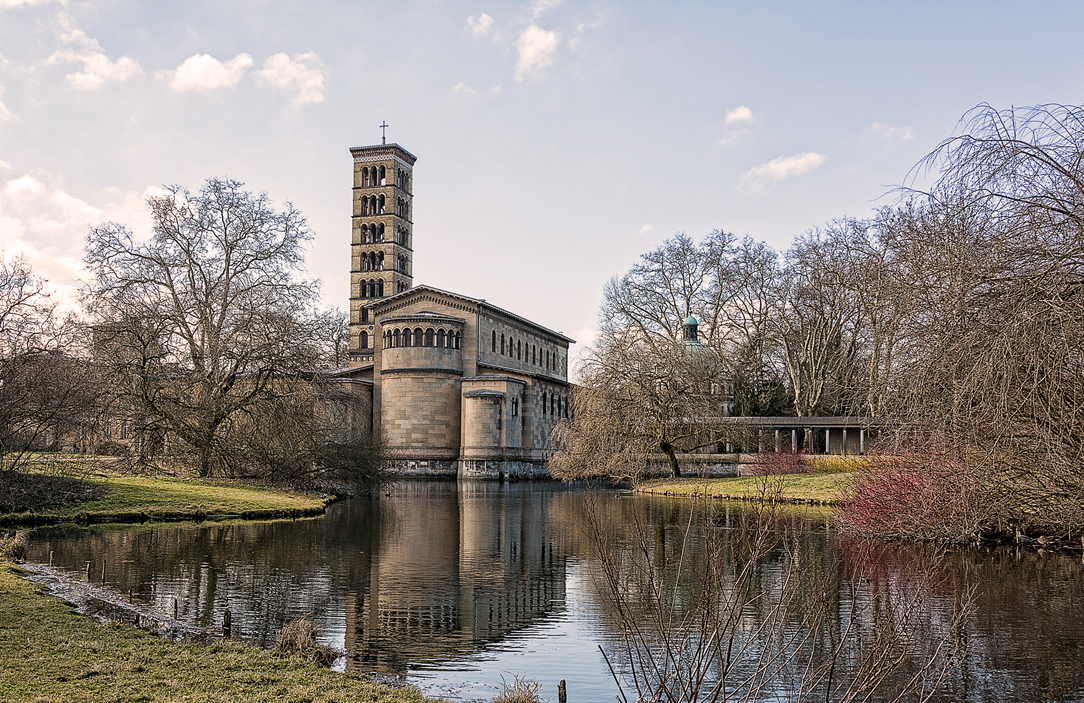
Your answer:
(379, 121), (389, 145)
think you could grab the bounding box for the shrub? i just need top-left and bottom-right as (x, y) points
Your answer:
(837, 453), (990, 542)
(746, 450), (807, 476)
(493, 676), (542, 703)
(274, 615), (340, 668)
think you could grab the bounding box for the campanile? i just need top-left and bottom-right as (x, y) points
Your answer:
(349, 138), (417, 366)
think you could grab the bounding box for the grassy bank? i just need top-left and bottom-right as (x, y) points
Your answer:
(0, 561), (436, 703)
(0, 466), (332, 526)
(636, 471), (854, 505)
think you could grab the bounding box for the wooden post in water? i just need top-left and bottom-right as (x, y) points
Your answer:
(173, 599), (178, 619)
(85, 562), (90, 580)
(558, 679), (567, 703)
(101, 562), (106, 582)
(48, 551), (53, 566)
(223, 609), (232, 639)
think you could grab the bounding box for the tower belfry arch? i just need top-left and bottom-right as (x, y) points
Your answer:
(348, 139), (417, 364)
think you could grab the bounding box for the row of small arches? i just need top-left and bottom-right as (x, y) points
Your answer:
(491, 330), (564, 373)
(360, 224), (410, 247)
(360, 165), (411, 190)
(384, 327), (462, 349)
(360, 195), (410, 219)
(359, 279), (385, 298)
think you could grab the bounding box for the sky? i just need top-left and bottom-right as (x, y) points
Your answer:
(2, 0), (1084, 375)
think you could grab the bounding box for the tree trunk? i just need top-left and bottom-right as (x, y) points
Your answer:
(660, 440), (682, 479)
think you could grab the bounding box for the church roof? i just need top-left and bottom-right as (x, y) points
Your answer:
(366, 284), (576, 345)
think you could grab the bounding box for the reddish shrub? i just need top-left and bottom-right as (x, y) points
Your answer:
(837, 453), (989, 542)
(745, 449), (808, 476)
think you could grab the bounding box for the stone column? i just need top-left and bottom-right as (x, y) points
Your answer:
(860, 428), (866, 455)
(842, 428), (848, 456)
(825, 428), (831, 454)
(791, 429), (798, 452)
(775, 429), (781, 452)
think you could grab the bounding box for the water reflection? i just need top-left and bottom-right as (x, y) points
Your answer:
(24, 482), (1084, 702)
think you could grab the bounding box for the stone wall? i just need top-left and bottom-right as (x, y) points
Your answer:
(380, 367), (462, 456)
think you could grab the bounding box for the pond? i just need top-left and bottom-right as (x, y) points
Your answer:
(25, 480), (1084, 702)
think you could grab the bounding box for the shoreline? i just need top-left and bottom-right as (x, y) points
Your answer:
(0, 558), (437, 702)
(633, 472), (851, 506)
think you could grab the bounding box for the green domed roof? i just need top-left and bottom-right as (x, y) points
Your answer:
(684, 315), (698, 326)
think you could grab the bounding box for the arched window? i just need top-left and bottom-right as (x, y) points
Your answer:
(371, 195), (378, 214)
(370, 167), (377, 185)
(517, 340), (522, 360)
(512, 397), (519, 417)
(378, 195), (385, 214)
(425, 328), (434, 347)
(437, 329), (446, 348)
(492, 330), (496, 352)
(360, 331), (368, 349)
(501, 334), (506, 355)
(455, 332), (461, 349)
(413, 327), (423, 346)
(377, 279), (384, 296)
(551, 395), (556, 415)
(379, 165), (386, 185)
(393, 329), (401, 347)
(532, 345), (536, 365)
(546, 350), (550, 369)
(377, 223), (385, 241)
(361, 308), (368, 323)
(542, 392), (547, 415)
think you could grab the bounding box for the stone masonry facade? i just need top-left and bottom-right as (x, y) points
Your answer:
(343, 142), (574, 479)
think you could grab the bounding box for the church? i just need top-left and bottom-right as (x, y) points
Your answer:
(336, 140), (575, 479)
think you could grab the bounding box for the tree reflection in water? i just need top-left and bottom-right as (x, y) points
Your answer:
(22, 482), (1084, 702)
(579, 496), (974, 702)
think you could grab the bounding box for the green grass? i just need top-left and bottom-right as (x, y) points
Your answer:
(636, 472), (855, 504)
(1, 467), (330, 524)
(0, 562), (438, 702)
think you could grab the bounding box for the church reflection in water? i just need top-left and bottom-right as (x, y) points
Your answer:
(27, 481), (581, 674)
(339, 481), (571, 671)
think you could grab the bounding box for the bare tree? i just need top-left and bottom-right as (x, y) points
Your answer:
(0, 253), (96, 470)
(551, 328), (741, 481)
(882, 103), (1084, 530)
(771, 222), (867, 417)
(583, 495), (972, 702)
(84, 178), (325, 477)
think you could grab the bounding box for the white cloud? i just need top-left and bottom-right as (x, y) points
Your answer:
(739, 152), (827, 192)
(638, 224), (653, 234)
(466, 13), (494, 38)
(718, 129), (749, 147)
(515, 25), (559, 82)
(256, 52), (326, 105)
(0, 0), (53, 8)
(160, 53), (254, 93)
(452, 81), (476, 95)
(47, 20), (142, 90)
(724, 105), (754, 124)
(489, 85), (503, 95)
(0, 174), (159, 302)
(0, 83), (11, 123)
(0, 161), (10, 174)
(529, 0), (562, 20)
(863, 122), (915, 145)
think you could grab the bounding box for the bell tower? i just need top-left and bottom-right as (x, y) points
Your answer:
(349, 135), (416, 366)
